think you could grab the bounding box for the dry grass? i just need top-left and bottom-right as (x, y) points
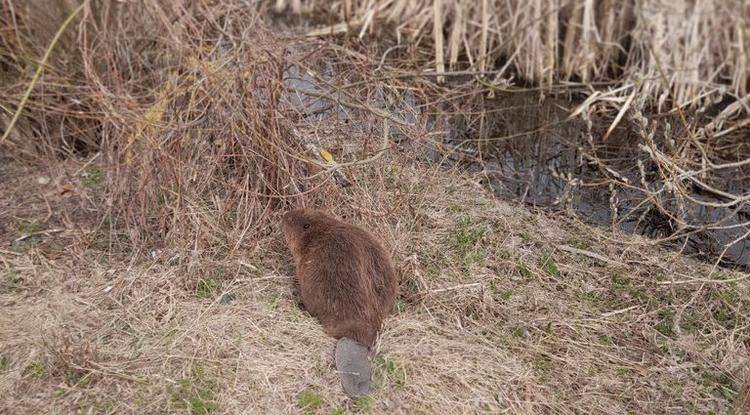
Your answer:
(1, 1), (749, 414)
(281, 0), (749, 110)
(2, 154), (749, 414)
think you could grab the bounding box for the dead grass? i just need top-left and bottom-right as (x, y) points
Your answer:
(0, 1), (749, 414)
(1, 154), (749, 414)
(282, 0), (749, 110)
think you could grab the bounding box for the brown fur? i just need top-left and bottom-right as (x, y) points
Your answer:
(281, 209), (397, 347)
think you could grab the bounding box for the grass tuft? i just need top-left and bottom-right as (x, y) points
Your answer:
(297, 389), (323, 413)
(171, 367), (219, 415)
(539, 254), (560, 278)
(449, 216), (489, 269)
(196, 278), (222, 300)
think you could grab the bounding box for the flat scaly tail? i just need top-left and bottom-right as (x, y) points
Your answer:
(335, 337), (371, 398)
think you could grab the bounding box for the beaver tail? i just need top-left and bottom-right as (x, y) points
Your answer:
(335, 337), (371, 398)
(324, 319), (378, 397)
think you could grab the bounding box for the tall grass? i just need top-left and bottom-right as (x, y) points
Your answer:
(1, 1), (315, 251)
(0, 0), (436, 253)
(279, 0), (748, 110)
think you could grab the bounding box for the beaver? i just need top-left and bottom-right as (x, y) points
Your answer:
(281, 208), (398, 397)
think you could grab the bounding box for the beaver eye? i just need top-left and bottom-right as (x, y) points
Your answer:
(303, 223), (310, 230)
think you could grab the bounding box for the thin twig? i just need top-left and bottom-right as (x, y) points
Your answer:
(0, 2), (86, 146)
(558, 245), (625, 267)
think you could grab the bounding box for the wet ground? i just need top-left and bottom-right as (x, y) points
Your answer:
(443, 92), (750, 270)
(282, 64), (750, 270)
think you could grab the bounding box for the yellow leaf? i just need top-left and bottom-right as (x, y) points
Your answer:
(319, 148), (335, 164)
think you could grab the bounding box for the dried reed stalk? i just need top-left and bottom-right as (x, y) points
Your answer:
(284, 0), (748, 109)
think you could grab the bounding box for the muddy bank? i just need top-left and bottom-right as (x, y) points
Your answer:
(280, 60), (750, 270)
(440, 92), (750, 270)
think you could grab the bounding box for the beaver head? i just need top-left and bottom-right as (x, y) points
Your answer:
(281, 208), (335, 259)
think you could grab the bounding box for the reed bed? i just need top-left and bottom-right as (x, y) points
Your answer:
(279, 0), (748, 110)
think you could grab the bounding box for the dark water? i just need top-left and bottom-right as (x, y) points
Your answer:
(440, 92), (750, 270)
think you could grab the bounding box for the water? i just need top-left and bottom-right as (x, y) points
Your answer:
(448, 91), (750, 269)
(280, 64), (750, 270)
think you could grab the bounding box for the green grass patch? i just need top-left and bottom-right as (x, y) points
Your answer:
(449, 216), (489, 269)
(25, 360), (47, 379)
(615, 367), (632, 378)
(11, 220), (44, 252)
(2, 268), (23, 291)
(81, 168), (103, 189)
(518, 232), (532, 243)
(709, 285), (750, 329)
(489, 281), (513, 302)
(515, 259), (534, 279)
(64, 368), (92, 387)
(354, 396), (375, 413)
(539, 254), (560, 277)
(447, 204), (463, 214)
(611, 274), (630, 291)
(565, 238), (591, 250)
(374, 354), (406, 387)
(679, 311), (704, 335)
(654, 308), (675, 337)
(269, 293), (283, 310)
(575, 289), (603, 307)
(170, 366), (219, 414)
(297, 389), (323, 414)
(598, 335), (614, 346)
(393, 299), (407, 314)
(509, 326), (527, 339)
(700, 370), (738, 401)
(195, 278), (221, 300)
(531, 354), (556, 379)
(609, 274), (651, 304)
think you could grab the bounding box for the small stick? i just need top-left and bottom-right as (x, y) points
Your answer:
(13, 228), (65, 243)
(429, 282), (482, 294)
(558, 245), (625, 267)
(601, 305), (640, 317)
(656, 274), (749, 285)
(433, 0), (445, 84)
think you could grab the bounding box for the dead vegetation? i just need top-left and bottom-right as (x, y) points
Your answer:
(2, 156), (749, 414)
(280, 0), (748, 109)
(278, 0), (750, 270)
(1, 1), (749, 414)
